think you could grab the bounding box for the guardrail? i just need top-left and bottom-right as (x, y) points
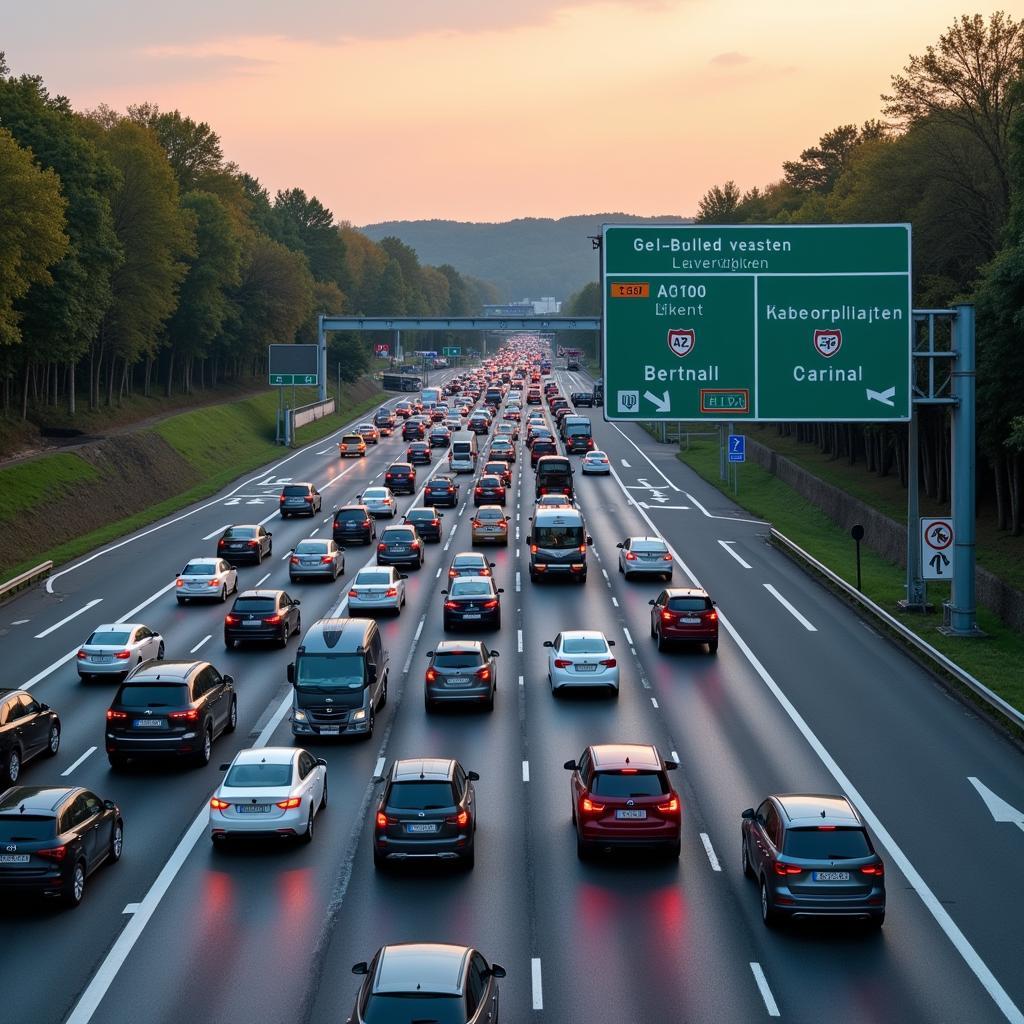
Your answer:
(0, 560), (54, 601)
(292, 398), (336, 431)
(770, 527), (1024, 733)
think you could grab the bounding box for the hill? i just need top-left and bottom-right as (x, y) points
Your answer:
(359, 213), (690, 302)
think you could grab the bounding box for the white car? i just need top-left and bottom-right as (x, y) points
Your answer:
(210, 746), (327, 844)
(581, 450), (611, 474)
(348, 567), (407, 614)
(175, 557), (238, 604)
(360, 486), (397, 518)
(544, 630), (618, 696)
(617, 536), (673, 581)
(77, 622), (164, 681)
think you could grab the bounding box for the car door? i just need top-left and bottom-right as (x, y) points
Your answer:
(15, 693), (49, 760)
(297, 750), (320, 808)
(3, 696), (33, 764)
(548, 633), (562, 677)
(652, 590), (667, 630)
(220, 560), (237, 591)
(752, 800), (777, 874)
(570, 748), (592, 808)
(258, 527), (270, 556)
(311, 487), (321, 512)
(78, 791), (108, 868)
(454, 762), (474, 823)
(202, 667), (229, 733)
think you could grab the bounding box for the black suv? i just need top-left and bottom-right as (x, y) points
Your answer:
(384, 463), (416, 495)
(424, 476), (459, 508)
(224, 589), (301, 649)
(0, 786), (122, 907)
(377, 525), (424, 569)
(1, 689), (61, 786)
(403, 507), (444, 543)
(334, 505), (376, 545)
(216, 524), (272, 565)
(402, 419), (426, 441)
(406, 441), (432, 465)
(105, 661), (237, 769)
(278, 482), (322, 518)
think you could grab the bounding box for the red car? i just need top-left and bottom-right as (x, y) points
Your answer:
(482, 461), (512, 487)
(565, 743), (681, 860)
(648, 587), (718, 653)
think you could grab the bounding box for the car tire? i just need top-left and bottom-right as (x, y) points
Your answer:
(281, 511), (289, 519)
(63, 860), (86, 908)
(108, 754), (128, 771)
(231, 577), (238, 595)
(650, 618), (657, 639)
(609, 686), (619, 700)
(667, 838), (681, 860)
(195, 727), (212, 768)
(225, 697), (238, 734)
(224, 635), (235, 650)
(320, 778), (328, 810)
(486, 690), (495, 712)
(5, 746), (21, 785)
(708, 640), (719, 654)
(742, 838), (754, 878)
(176, 597), (187, 606)
(867, 913), (885, 930)
(443, 617), (451, 632)
(267, 540), (273, 556)
(576, 834), (593, 861)
(219, 586), (227, 603)
(425, 695), (434, 713)
(109, 820), (124, 863)
(157, 641), (165, 660)
(364, 709), (375, 739)
(45, 724), (60, 758)
(761, 879), (781, 928)
(378, 676), (388, 709)
(494, 614), (501, 630)
(278, 625), (289, 649)
(373, 848), (388, 870)
(300, 806), (314, 844)
(656, 628), (666, 652)
(462, 848), (475, 871)
(289, 574), (298, 584)
(293, 614), (301, 637)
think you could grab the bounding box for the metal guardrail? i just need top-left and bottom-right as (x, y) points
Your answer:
(0, 560), (54, 601)
(770, 528), (1024, 732)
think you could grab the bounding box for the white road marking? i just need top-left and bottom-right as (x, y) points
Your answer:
(189, 635), (211, 654)
(611, 597), (619, 607)
(34, 598), (103, 639)
(61, 747), (97, 777)
(601, 568), (609, 581)
(316, 447), (333, 455)
(435, 567), (442, 578)
(621, 459), (631, 467)
(323, 516), (331, 524)
(522, 760), (530, 783)
(623, 626), (634, 645)
(11, 619), (29, 625)
(532, 958), (543, 1010)
(518, 675), (524, 687)
(309, 529), (319, 537)
(202, 524), (231, 541)
(515, 526), (520, 541)
(374, 756), (386, 778)
(280, 552), (291, 560)
(255, 572), (272, 587)
(750, 963), (780, 1017)
(700, 832), (722, 871)
(414, 618), (425, 642)
(651, 697), (659, 709)
(719, 540), (752, 568)
(515, 572), (521, 592)
(671, 750), (680, 762)
(609, 422), (680, 491)
(685, 491), (767, 525)
(763, 584), (817, 631)
(122, 904), (140, 915)
(517, 629), (524, 653)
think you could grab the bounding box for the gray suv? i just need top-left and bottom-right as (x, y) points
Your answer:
(424, 642), (499, 712)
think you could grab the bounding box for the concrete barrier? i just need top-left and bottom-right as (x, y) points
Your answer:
(292, 399), (336, 431)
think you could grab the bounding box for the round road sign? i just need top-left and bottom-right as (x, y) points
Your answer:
(923, 521), (954, 551)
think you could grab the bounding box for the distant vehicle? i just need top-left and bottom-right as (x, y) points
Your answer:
(382, 373), (421, 392)
(348, 567), (407, 615)
(649, 587), (719, 653)
(617, 536), (673, 581)
(571, 391), (594, 408)
(545, 630), (618, 696)
(581, 450), (611, 474)
(424, 642), (499, 712)
(0, 689), (61, 784)
(175, 558), (238, 605)
(421, 386), (442, 407)
(77, 623), (165, 681)
(224, 589), (301, 649)
(289, 538), (344, 582)
(279, 482), (322, 518)
(216, 524), (272, 565)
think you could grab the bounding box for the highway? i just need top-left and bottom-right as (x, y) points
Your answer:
(1, 363), (1023, 1024)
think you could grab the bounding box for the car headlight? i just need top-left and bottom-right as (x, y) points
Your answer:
(292, 709), (307, 722)
(350, 709), (367, 722)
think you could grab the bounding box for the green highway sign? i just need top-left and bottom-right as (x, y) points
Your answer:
(602, 224), (911, 422)
(443, 347), (461, 356)
(269, 373), (318, 386)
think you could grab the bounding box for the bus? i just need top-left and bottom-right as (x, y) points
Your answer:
(421, 386), (442, 407)
(383, 373), (422, 392)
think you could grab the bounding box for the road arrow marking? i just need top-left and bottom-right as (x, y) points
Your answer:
(968, 777), (1024, 834)
(866, 386), (896, 407)
(644, 389), (671, 413)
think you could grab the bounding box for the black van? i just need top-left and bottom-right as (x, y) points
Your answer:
(288, 619), (389, 740)
(535, 455), (574, 498)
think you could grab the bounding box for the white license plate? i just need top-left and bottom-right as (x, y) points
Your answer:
(243, 620), (262, 627)
(318, 726), (340, 735)
(575, 664), (598, 672)
(813, 870), (850, 881)
(0, 854), (30, 864)
(681, 616), (701, 624)
(133, 719), (164, 728)
(302, 560), (319, 566)
(615, 809), (647, 819)
(446, 678), (471, 687)
(406, 823), (439, 833)
(463, 613), (481, 620)
(236, 805), (271, 814)
(93, 655), (113, 663)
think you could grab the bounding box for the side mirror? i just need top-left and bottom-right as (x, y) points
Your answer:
(371, 775), (385, 785)
(437, 512), (444, 518)
(355, 494), (362, 502)
(266, 532), (273, 538)
(742, 807), (756, 820)
(467, 770), (480, 781)
(665, 760), (678, 770)
(425, 650), (434, 657)
(586, 535), (593, 545)
(607, 640), (615, 647)
(648, 599), (656, 606)
(440, 589), (448, 596)
(293, 599), (301, 607)
(489, 964), (507, 979)
(351, 962), (369, 976)
(103, 799), (117, 811)
(616, 542), (624, 549)
(39, 702), (50, 711)
(316, 757), (328, 767)
(563, 759), (577, 771)
(399, 573), (408, 580)
(489, 562), (496, 568)
(525, 535), (533, 545)
(175, 573), (181, 579)
(491, 651), (499, 658)
(287, 664), (295, 685)
(219, 763), (231, 771)
(543, 640), (553, 648)
(497, 588), (504, 594)
(222, 674), (234, 686)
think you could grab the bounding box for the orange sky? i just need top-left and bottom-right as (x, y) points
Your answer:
(4, 0), (983, 223)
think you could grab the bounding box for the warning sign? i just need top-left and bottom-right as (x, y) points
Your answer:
(921, 517), (954, 580)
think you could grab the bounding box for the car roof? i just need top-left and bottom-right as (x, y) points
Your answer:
(775, 794), (861, 828)
(476, 505), (504, 514)
(391, 758), (456, 782)
(281, 481), (313, 487)
(590, 743), (662, 771)
(225, 524), (259, 530)
(452, 551), (486, 561)
(236, 590), (283, 598)
(183, 557), (221, 564)
(559, 630), (608, 643)
(451, 574), (495, 586)
(374, 943), (469, 996)
(0, 786), (78, 814)
(89, 622), (146, 632)
(123, 661), (205, 684)
(434, 640), (485, 652)
(663, 586), (711, 599)
(232, 747), (297, 766)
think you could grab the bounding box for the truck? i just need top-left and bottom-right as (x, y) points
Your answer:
(383, 373), (422, 392)
(421, 387), (442, 407)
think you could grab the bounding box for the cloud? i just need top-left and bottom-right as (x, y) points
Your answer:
(709, 51), (751, 66)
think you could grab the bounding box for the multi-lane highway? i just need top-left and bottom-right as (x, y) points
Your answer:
(2, 359), (1023, 1024)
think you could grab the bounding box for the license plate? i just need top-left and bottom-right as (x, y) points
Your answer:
(482, 527), (500, 533)
(133, 719), (164, 728)
(446, 677), (471, 687)
(813, 870), (850, 881)
(242, 620), (262, 627)
(615, 809), (647, 819)
(406, 823), (439, 833)
(236, 805), (271, 814)
(0, 854), (30, 864)
(681, 616), (701, 624)
(93, 655), (113, 663)
(575, 664), (598, 672)
(302, 559), (319, 566)
(318, 726), (340, 735)
(463, 613), (481, 620)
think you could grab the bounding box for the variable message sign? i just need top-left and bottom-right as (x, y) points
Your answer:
(602, 224), (911, 422)
(268, 344), (319, 387)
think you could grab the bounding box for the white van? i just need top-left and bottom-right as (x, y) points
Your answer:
(448, 430), (478, 473)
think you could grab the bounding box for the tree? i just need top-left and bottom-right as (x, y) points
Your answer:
(296, 279), (344, 345)
(273, 189), (346, 285)
(696, 181), (742, 222)
(126, 103), (226, 192)
(782, 123), (886, 193)
(0, 127), (68, 347)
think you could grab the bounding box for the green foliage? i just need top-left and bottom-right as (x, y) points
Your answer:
(0, 453), (99, 523)
(695, 181), (741, 223)
(273, 188), (347, 285)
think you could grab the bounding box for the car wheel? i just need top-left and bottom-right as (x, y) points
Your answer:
(110, 820), (124, 862)
(63, 860), (86, 907)
(708, 640), (719, 654)
(667, 839), (681, 860)
(462, 848), (475, 871)
(176, 597), (187, 606)
(293, 614), (301, 637)
(378, 676), (388, 709)
(231, 577), (238, 595)
(195, 728), (212, 767)
(289, 574), (298, 584)
(224, 635), (235, 650)
(300, 806), (314, 844)
(486, 689), (495, 712)
(656, 628), (666, 652)
(225, 697), (238, 734)
(45, 724), (60, 757)
(279, 625), (289, 649)
(494, 614), (501, 630)
(650, 618), (657, 639)
(5, 747), (21, 785)
(373, 847), (388, 870)
(320, 777), (328, 810)
(267, 540), (273, 556)
(443, 617), (451, 632)
(618, 561), (624, 574)
(609, 686), (619, 700)
(576, 833), (593, 861)
(219, 586), (227, 603)
(256, 549), (263, 565)
(425, 695), (434, 714)
(364, 709), (375, 739)
(761, 879), (781, 928)
(108, 754), (128, 771)
(281, 511), (289, 520)
(157, 641), (165, 660)
(742, 838), (754, 878)
(867, 913), (885, 930)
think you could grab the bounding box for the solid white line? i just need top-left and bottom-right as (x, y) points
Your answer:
(122, 581), (177, 621)
(435, 567), (442, 578)
(651, 697), (659, 709)
(258, 509), (281, 527)
(374, 756), (386, 778)
(280, 552), (291, 560)
(414, 618), (425, 642)
(255, 572), (272, 587)
(122, 904), (140, 915)
(518, 675), (524, 687)
(611, 596), (619, 607)
(699, 832), (722, 871)
(517, 629), (523, 653)
(685, 491), (767, 525)
(608, 422), (680, 491)
(623, 626), (634, 645)
(202, 524), (231, 541)
(763, 583), (817, 631)
(750, 963), (780, 1017)
(309, 528), (319, 537)
(189, 635), (212, 654)
(531, 958), (543, 1010)
(34, 598), (103, 639)
(522, 760), (530, 783)
(515, 572), (521, 592)
(316, 447), (333, 455)
(11, 619), (29, 625)
(718, 540), (752, 569)
(61, 746), (97, 777)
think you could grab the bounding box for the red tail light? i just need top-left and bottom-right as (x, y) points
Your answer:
(426, 668), (438, 683)
(321, 556), (334, 564)
(482, 599), (498, 609)
(474, 487), (483, 494)
(657, 796), (680, 814)
(431, 519), (440, 527)
(410, 542), (420, 550)
(578, 544), (587, 553)
(106, 709), (128, 721)
(376, 812), (388, 829)
(363, 518), (372, 527)
(217, 539), (225, 547)
(553, 658), (571, 668)
(661, 611), (675, 622)
(279, 495), (286, 503)
(530, 544), (538, 554)
(476, 667), (491, 681)
(263, 614), (282, 625)
(705, 610), (718, 621)
(444, 601), (459, 610)
(773, 861), (803, 876)
(377, 544), (386, 552)
(210, 797), (230, 810)
(539, 487), (547, 495)
(276, 797), (302, 810)
(385, 474), (393, 481)
(860, 863), (885, 877)
(175, 579), (184, 588)
(304, 495), (313, 503)
(36, 845), (68, 862)
(600, 658), (617, 667)
(290, 556), (300, 565)
(448, 569), (459, 577)
(581, 797), (605, 815)
(169, 708), (200, 722)
(112, 650), (131, 660)
(817, 825), (837, 830)
(385, 587), (398, 597)
(625, 552), (638, 561)
(456, 810), (469, 827)
(471, 520), (481, 528)
(663, 554), (673, 561)
(248, 540), (259, 547)
(77, 649), (88, 659)
(224, 615), (240, 625)
(208, 580), (220, 588)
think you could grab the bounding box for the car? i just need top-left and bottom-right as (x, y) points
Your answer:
(357, 488), (398, 520)
(534, 494), (575, 509)
(401, 419), (426, 441)
(473, 474), (506, 506)
(406, 441), (432, 464)
(581, 450), (611, 474)
(741, 794), (885, 928)
(425, 475), (459, 507)
(649, 587), (719, 653)
(347, 943), (505, 1022)
(216, 524), (272, 565)
(0, 690), (61, 785)
(289, 538), (344, 582)
(527, 388), (542, 404)
(338, 433), (367, 458)
(0, 786), (122, 907)
(482, 460), (512, 487)
(489, 438), (515, 463)
(495, 422), (518, 442)
(278, 482), (322, 518)
(470, 506), (509, 545)
(356, 422), (380, 444)
(429, 425), (452, 447)
(618, 536), (674, 580)
(571, 391), (595, 408)
(530, 439), (558, 465)
(373, 411), (396, 432)
(447, 552), (494, 579)
(105, 660), (237, 769)
(525, 427), (553, 449)
(384, 463), (416, 494)
(175, 557), (238, 604)
(372, 760), (480, 868)
(394, 400), (413, 418)
(444, 416), (462, 432)
(544, 630), (618, 696)
(334, 504), (379, 543)
(210, 746), (327, 845)
(403, 507), (444, 543)
(442, 576), (503, 630)
(564, 743), (681, 860)
(377, 525), (425, 569)
(348, 567), (407, 614)
(424, 642), (499, 712)
(225, 589), (301, 649)
(468, 414), (491, 435)
(77, 623), (165, 681)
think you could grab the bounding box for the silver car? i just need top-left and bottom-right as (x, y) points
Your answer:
(348, 567), (407, 614)
(359, 486), (398, 519)
(617, 536), (674, 581)
(581, 450), (611, 474)
(77, 622), (164, 681)
(545, 630), (619, 696)
(175, 557), (238, 604)
(289, 538), (345, 582)
(210, 746), (327, 844)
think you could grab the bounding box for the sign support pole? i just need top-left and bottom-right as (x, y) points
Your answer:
(317, 315), (327, 403)
(901, 404), (928, 610)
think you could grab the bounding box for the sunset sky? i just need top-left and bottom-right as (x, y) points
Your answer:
(3, 1), (980, 225)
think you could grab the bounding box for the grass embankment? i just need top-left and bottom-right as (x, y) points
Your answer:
(0, 383), (386, 581)
(677, 439), (1024, 717)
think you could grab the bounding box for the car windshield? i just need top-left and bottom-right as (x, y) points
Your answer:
(635, 542), (667, 553)
(587, 452), (607, 459)
(363, 993), (466, 1024)
(115, 684), (189, 708)
(224, 763), (292, 788)
(477, 510), (503, 521)
(363, 490), (388, 501)
(385, 530), (415, 543)
(591, 771), (667, 797)
(356, 571), (392, 585)
(182, 563), (215, 575)
(562, 637), (608, 655)
(87, 630), (131, 645)
(342, 435), (362, 444)
(453, 557), (483, 569)
(338, 509), (368, 521)
(451, 581), (492, 596)
(223, 527), (255, 539)
(233, 597), (276, 612)
(282, 485), (308, 496)
(295, 541), (329, 555)
(433, 651), (483, 668)
(480, 478), (501, 487)
(667, 597), (712, 611)
(534, 526), (584, 548)
(387, 781), (456, 810)
(784, 828), (872, 859)
(295, 653), (365, 691)
(406, 510), (433, 521)
(0, 816), (54, 842)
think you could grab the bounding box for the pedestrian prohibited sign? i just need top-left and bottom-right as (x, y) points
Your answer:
(921, 517), (954, 580)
